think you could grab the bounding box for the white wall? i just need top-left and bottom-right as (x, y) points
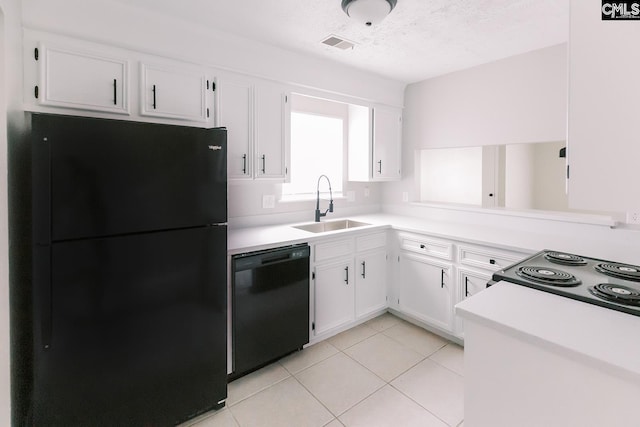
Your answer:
(403, 44), (567, 150)
(1, 0), (23, 424)
(381, 42), (640, 264)
(531, 141), (568, 211)
(382, 44), (568, 207)
(505, 144), (534, 210)
(420, 147), (483, 205)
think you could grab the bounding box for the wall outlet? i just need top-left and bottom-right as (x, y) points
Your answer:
(347, 190), (356, 202)
(402, 192), (409, 202)
(262, 195), (275, 209)
(627, 212), (640, 225)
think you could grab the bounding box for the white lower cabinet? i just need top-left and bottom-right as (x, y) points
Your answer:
(314, 257), (355, 335)
(355, 249), (387, 318)
(309, 228), (530, 342)
(455, 268), (491, 338)
(453, 244), (530, 338)
(397, 252), (453, 332)
(312, 231), (387, 338)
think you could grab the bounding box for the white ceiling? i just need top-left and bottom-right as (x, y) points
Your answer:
(110, 0), (570, 84)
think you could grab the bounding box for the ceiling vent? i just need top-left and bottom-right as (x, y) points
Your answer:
(321, 35), (356, 50)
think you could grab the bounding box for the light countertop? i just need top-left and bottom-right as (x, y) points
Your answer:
(456, 281), (640, 380)
(228, 212), (640, 264)
(227, 213), (539, 255)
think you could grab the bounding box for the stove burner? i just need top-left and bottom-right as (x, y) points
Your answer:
(594, 263), (640, 282)
(516, 266), (582, 287)
(544, 251), (587, 266)
(589, 284), (640, 306)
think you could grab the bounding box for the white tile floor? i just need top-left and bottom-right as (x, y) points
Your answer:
(182, 313), (464, 427)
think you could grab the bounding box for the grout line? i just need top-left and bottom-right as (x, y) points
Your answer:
(215, 312), (464, 427)
(387, 382), (454, 427)
(225, 364), (292, 407)
(427, 344), (465, 377)
(289, 364), (341, 420)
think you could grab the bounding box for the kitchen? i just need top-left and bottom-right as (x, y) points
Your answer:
(1, 0), (640, 426)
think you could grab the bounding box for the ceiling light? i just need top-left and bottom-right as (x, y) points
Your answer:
(341, 0), (397, 27)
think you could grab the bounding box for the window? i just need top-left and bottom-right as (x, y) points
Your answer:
(282, 111), (344, 197)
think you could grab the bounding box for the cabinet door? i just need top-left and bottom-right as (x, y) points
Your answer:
(455, 268), (491, 338)
(254, 82), (288, 179)
(38, 44), (129, 114)
(567, 0), (640, 213)
(314, 259), (355, 336)
(348, 105), (402, 182)
(398, 253), (452, 331)
(372, 107), (402, 181)
(218, 78), (254, 180)
(347, 104), (372, 182)
(140, 62), (209, 122)
(355, 250), (387, 318)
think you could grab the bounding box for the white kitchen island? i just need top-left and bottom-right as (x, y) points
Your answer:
(455, 281), (640, 427)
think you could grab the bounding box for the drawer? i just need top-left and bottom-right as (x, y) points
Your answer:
(356, 232), (387, 252)
(398, 233), (453, 260)
(314, 238), (354, 262)
(458, 245), (527, 272)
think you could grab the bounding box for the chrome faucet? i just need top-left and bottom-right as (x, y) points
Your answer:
(315, 175), (334, 222)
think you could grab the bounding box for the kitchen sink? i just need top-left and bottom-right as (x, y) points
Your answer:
(293, 219), (371, 233)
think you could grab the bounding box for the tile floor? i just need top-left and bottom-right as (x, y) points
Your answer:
(183, 313), (464, 427)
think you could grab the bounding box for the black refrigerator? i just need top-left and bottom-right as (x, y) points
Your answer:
(29, 113), (228, 426)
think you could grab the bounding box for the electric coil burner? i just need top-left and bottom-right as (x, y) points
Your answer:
(594, 263), (640, 282)
(544, 251), (587, 266)
(589, 284), (640, 307)
(491, 250), (640, 317)
(516, 266), (581, 287)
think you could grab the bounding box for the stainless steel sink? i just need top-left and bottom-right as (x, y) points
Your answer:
(293, 219), (370, 233)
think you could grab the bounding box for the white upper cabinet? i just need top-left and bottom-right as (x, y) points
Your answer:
(218, 75), (289, 181)
(254, 83), (289, 180)
(372, 107), (402, 180)
(567, 0), (640, 213)
(140, 62), (211, 122)
(35, 43), (129, 115)
(217, 77), (254, 180)
(348, 104), (402, 182)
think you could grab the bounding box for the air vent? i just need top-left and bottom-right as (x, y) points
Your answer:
(321, 35), (356, 50)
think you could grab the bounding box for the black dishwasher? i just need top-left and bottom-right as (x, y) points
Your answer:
(231, 244), (310, 379)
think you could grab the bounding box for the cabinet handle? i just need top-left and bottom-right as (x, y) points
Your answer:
(152, 84), (157, 109)
(345, 266), (349, 285)
(377, 160), (382, 174)
(489, 259), (496, 265)
(261, 155), (266, 174)
(361, 261), (366, 278)
(242, 154), (247, 174)
(113, 79), (117, 105)
(441, 269), (445, 288)
(465, 277), (469, 297)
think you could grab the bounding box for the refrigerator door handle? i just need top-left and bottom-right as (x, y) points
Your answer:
(34, 244), (52, 349)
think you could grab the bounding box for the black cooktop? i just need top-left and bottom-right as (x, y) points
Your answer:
(491, 250), (640, 317)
